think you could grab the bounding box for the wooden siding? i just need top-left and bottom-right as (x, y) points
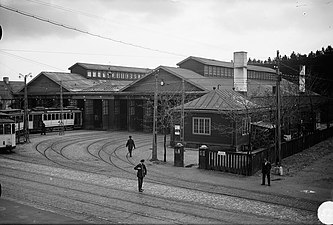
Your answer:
(69, 65), (87, 78)
(178, 59), (205, 76)
(27, 75), (61, 95)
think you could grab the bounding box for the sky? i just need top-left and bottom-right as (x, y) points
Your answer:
(0, 0), (332, 82)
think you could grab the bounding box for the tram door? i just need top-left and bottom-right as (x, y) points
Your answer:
(33, 114), (42, 131)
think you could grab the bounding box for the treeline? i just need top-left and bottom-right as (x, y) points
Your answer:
(248, 45), (333, 96)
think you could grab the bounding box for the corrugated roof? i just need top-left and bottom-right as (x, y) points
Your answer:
(181, 89), (260, 112)
(41, 72), (98, 91)
(69, 62), (152, 74)
(81, 80), (133, 92)
(177, 56), (276, 73)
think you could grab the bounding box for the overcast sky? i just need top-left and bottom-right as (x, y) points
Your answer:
(0, 0), (332, 82)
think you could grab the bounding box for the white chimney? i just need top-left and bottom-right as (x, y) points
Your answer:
(233, 51), (247, 93)
(299, 65), (305, 93)
(3, 77), (9, 84)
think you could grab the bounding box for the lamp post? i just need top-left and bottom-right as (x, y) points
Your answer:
(19, 73), (32, 143)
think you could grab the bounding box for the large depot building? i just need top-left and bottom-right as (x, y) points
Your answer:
(12, 52), (327, 149)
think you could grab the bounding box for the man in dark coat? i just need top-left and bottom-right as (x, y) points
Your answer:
(134, 159), (147, 192)
(261, 158), (272, 186)
(126, 136), (135, 157)
(41, 121), (46, 135)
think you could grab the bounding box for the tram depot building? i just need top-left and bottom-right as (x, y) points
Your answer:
(3, 51), (329, 151)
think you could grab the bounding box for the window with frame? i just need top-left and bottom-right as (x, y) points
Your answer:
(130, 100), (135, 116)
(103, 100), (109, 115)
(193, 117), (211, 135)
(242, 117), (251, 135)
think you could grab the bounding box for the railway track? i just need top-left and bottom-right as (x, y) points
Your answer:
(0, 131), (320, 224)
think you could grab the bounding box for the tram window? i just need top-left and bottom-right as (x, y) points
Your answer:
(48, 114), (51, 120)
(56, 114), (59, 120)
(4, 124), (11, 134)
(0, 125), (3, 134)
(52, 114), (55, 120)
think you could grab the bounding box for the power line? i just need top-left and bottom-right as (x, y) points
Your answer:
(0, 49), (65, 71)
(0, 4), (187, 57)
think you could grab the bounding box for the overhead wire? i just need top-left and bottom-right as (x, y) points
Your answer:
(0, 4), (187, 57)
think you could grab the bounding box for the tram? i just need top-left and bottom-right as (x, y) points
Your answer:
(0, 107), (82, 133)
(0, 117), (16, 151)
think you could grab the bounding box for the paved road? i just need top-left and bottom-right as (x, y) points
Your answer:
(0, 130), (329, 224)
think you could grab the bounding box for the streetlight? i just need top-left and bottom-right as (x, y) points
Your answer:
(19, 73), (32, 143)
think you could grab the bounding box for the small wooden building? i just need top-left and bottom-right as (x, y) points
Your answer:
(171, 89), (263, 151)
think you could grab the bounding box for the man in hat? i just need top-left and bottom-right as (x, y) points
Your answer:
(261, 158), (272, 186)
(126, 135), (135, 157)
(134, 159), (147, 192)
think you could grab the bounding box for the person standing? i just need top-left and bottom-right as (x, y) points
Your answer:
(261, 158), (272, 186)
(41, 121), (46, 135)
(134, 159), (147, 192)
(126, 135), (135, 157)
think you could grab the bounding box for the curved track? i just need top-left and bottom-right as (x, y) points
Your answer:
(0, 131), (320, 224)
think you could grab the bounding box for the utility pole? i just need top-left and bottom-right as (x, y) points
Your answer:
(60, 80), (64, 135)
(19, 73), (32, 143)
(276, 50), (282, 165)
(152, 71), (158, 161)
(181, 79), (185, 142)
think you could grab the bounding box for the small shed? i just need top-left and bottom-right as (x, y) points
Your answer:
(172, 89), (263, 151)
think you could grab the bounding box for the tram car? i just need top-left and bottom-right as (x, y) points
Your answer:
(0, 107), (82, 133)
(0, 117), (16, 151)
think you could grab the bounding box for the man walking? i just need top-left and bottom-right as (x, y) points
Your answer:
(261, 158), (272, 186)
(134, 159), (147, 192)
(126, 135), (135, 157)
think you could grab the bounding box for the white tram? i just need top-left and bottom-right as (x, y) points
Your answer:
(0, 107), (82, 133)
(0, 118), (16, 151)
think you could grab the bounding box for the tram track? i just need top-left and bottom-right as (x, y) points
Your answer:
(1, 166), (280, 224)
(1, 131), (320, 220)
(92, 139), (320, 213)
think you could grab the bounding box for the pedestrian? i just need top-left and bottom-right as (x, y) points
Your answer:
(261, 158), (272, 186)
(126, 135), (135, 157)
(58, 121), (64, 135)
(134, 159), (147, 192)
(41, 121), (46, 135)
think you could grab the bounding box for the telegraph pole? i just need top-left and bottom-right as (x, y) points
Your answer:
(60, 80), (64, 135)
(19, 73), (32, 143)
(276, 50), (282, 165)
(152, 71), (158, 161)
(181, 79), (185, 142)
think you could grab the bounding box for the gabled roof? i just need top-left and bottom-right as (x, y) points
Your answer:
(180, 89), (261, 112)
(40, 72), (98, 92)
(0, 80), (24, 98)
(120, 66), (234, 92)
(69, 62), (151, 74)
(177, 56), (276, 73)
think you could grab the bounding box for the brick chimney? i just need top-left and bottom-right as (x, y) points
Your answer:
(233, 51), (247, 94)
(3, 77), (9, 84)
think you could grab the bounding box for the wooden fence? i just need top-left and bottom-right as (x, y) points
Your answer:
(199, 126), (333, 176)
